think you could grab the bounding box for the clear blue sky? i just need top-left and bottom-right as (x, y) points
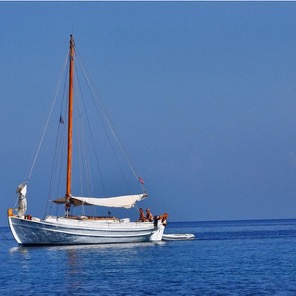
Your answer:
(1, 2), (296, 226)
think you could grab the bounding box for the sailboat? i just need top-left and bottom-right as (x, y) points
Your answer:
(8, 35), (168, 246)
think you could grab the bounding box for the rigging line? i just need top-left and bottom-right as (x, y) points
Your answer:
(47, 121), (67, 217)
(75, 52), (124, 195)
(24, 52), (69, 183)
(77, 121), (84, 196)
(75, 73), (93, 197)
(75, 50), (145, 191)
(45, 57), (69, 217)
(45, 123), (63, 216)
(45, 112), (67, 216)
(75, 73), (84, 196)
(76, 54), (132, 192)
(77, 79), (107, 197)
(89, 89), (132, 192)
(57, 127), (67, 195)
(75, 70), (96, 197)
(56, 62), (70, 196)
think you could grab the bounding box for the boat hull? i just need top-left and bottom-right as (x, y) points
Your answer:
(8, 215), (165, 246)
(162, 233), (195, 241)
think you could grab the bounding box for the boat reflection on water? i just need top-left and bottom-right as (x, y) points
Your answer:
(9, 240), (166, 254)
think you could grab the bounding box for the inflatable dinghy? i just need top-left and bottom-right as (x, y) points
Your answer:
(162, 233), (195, 241)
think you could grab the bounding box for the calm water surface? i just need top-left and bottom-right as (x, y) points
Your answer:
(1, 219), (296, 295)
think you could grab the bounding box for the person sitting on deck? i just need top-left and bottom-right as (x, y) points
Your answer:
(137, 208), (148, 222)
(146, 208), (154, 222)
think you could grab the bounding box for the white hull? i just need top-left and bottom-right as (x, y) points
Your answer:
(8, 36), (169, 247)
(8, 215), (165, 246)
(162, 233), (195, 241)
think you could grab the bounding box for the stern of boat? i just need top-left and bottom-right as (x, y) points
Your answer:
(150, 222), (165, 241)
(150, 213), (168, 242)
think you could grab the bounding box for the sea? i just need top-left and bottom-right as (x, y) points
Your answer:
(1, 219), (296, 295)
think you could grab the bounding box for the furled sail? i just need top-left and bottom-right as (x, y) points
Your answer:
(53, 193), (148, 209)
(16, 183), (27, 218)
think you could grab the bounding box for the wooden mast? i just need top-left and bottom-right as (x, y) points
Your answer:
(65, 35), (74, 216)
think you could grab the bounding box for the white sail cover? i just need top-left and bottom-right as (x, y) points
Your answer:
(16, 183), (27, 218)
(71, 193), (147, 209)
(53, 193), (148, 208)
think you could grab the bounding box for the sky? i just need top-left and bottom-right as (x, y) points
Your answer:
(1, 1), (296, 226)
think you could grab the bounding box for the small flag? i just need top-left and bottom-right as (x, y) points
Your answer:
(138, 177), (144, 185)
(59, 116), (64, 124)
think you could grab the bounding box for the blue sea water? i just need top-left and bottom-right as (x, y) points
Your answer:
(1, 219), (296, 295)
